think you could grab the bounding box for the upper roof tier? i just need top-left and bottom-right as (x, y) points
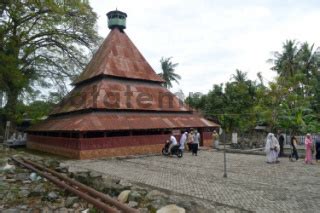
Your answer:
(73, 28), (165, 85)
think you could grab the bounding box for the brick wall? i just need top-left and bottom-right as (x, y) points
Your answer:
(203, 131), (212, 147)
(27, 134), (170, 159)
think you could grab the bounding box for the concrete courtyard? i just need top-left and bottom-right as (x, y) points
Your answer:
(64, 150), (320, 212)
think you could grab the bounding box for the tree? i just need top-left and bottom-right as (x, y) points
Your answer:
(231, 69), (247, 83)
(158, 57), (180, 89)
(269, 40), (320, 133)
(0, 0), (101, 121)
(270, 40), (299, 78)
(185, 92), (206, 110)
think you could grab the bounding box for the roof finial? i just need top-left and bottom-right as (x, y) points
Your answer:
(106, 9), (127, 30)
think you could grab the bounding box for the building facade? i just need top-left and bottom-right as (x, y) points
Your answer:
(27, 10), (219, 159)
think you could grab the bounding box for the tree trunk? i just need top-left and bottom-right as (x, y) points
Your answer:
(4, 89), (20, 123)
(0, 92), (3, 108)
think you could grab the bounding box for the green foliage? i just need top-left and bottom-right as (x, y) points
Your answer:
(15, 100), (54, 124)
(187, 40), (320, 134)
(185, 92), (206, 110)
(158, 57), (180, 89)
(0, 0), (101, 121)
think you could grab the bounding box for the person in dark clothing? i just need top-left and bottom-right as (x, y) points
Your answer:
(278, 134), (285, 157)
(316, 134), (320, 162)
(290, 136), (299, 161)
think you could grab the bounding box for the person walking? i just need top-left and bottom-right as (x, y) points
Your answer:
(187, 129), (194, 152)
(179, 131), (188, 153)
(265, 133), (280, 163)
(289, 136), (299, 161)
(193, 129), (201, 156)
(304, 133), (313, 164)
(315, 134), (320, 163)
(212, 130), (219, 149)
(278, 133), (285, 157)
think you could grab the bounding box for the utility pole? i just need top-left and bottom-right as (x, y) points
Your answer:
(223, 131), (227, 178)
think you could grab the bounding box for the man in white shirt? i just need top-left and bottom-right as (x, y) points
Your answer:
(168, 133), (178, 154)
(179, 131), (188, 151)
(193, 129), (201, 156)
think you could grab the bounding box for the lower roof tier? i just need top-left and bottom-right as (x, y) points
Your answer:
(29, 112), (218, 132)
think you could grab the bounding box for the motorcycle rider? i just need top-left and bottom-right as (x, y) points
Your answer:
(168, 132), (178, 154)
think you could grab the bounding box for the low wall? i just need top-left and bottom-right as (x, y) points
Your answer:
(27, 134), (169, 159)
(27, 131), (213, 159)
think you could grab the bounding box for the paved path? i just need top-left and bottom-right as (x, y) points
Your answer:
(64, 150), (320, 212)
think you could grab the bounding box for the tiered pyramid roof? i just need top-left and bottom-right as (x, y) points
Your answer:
(30, 26), (218, 131)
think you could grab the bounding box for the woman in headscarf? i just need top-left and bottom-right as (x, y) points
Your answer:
(265, 133), (280, 163)
(304, 133), (313, 164)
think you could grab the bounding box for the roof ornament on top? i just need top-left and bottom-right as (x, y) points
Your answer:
(106, 9), (127, 30)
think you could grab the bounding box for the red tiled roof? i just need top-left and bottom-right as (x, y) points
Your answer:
(30, 26), (217, 132)
(29, 112), (219, 132)
(73, 28), (164, 85)
(51, 79), (189, 115)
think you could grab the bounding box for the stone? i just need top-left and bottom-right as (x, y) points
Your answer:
(15, 173), (29, 181)
(72, 203), (80, 208)
(138, 208), (150, 213)
(5, 178), (16, 183)
(2, 163), (15, 171)
(128, 191), (142, 202)
(30, 183), (46, 196)
(89, 171), (102, 178)
(128, 201), (138, 208)
(18, 205), (28, 210)
(57, 207), (69, 213)
(2, 208), (20, 213)
(47, 191), (59, 201)
(29, 172), (41, 181)
(73, 171), (90, 185)
(55, 166), (69, 173)
(5, 191), (16, 202)
(118, 190), (131, 203)
(65, 196), (79, 208)
(101, 182), (130, 197)
(148, 198), (167, 210)
(131, 186), (148, 196)
(119, 179), (132, 188)
(18, 189), (30, 198)
(156, 204), (186, 213)
(41, 207), (50, 213)
(44, 159), (60, 169)
(146, 190), (167, 200)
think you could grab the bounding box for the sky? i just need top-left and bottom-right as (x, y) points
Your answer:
(89, 0), (320, 95)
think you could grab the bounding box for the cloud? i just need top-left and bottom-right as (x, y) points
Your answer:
(89, 0), (320, 94)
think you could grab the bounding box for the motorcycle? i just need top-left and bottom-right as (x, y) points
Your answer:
(162, 140), (183, 158)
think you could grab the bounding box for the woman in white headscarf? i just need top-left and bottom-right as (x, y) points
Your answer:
(265, 133), (280, 163)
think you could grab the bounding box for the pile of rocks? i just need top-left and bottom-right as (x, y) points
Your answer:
(0, 157), (94, 212)
(70, 170), (190, 212)
(0, 145), (209, 212)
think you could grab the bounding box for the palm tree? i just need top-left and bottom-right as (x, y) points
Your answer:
(270, 40), (299, 78)
(231, 69), (247, 83)
(158, 57), (181, 89)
